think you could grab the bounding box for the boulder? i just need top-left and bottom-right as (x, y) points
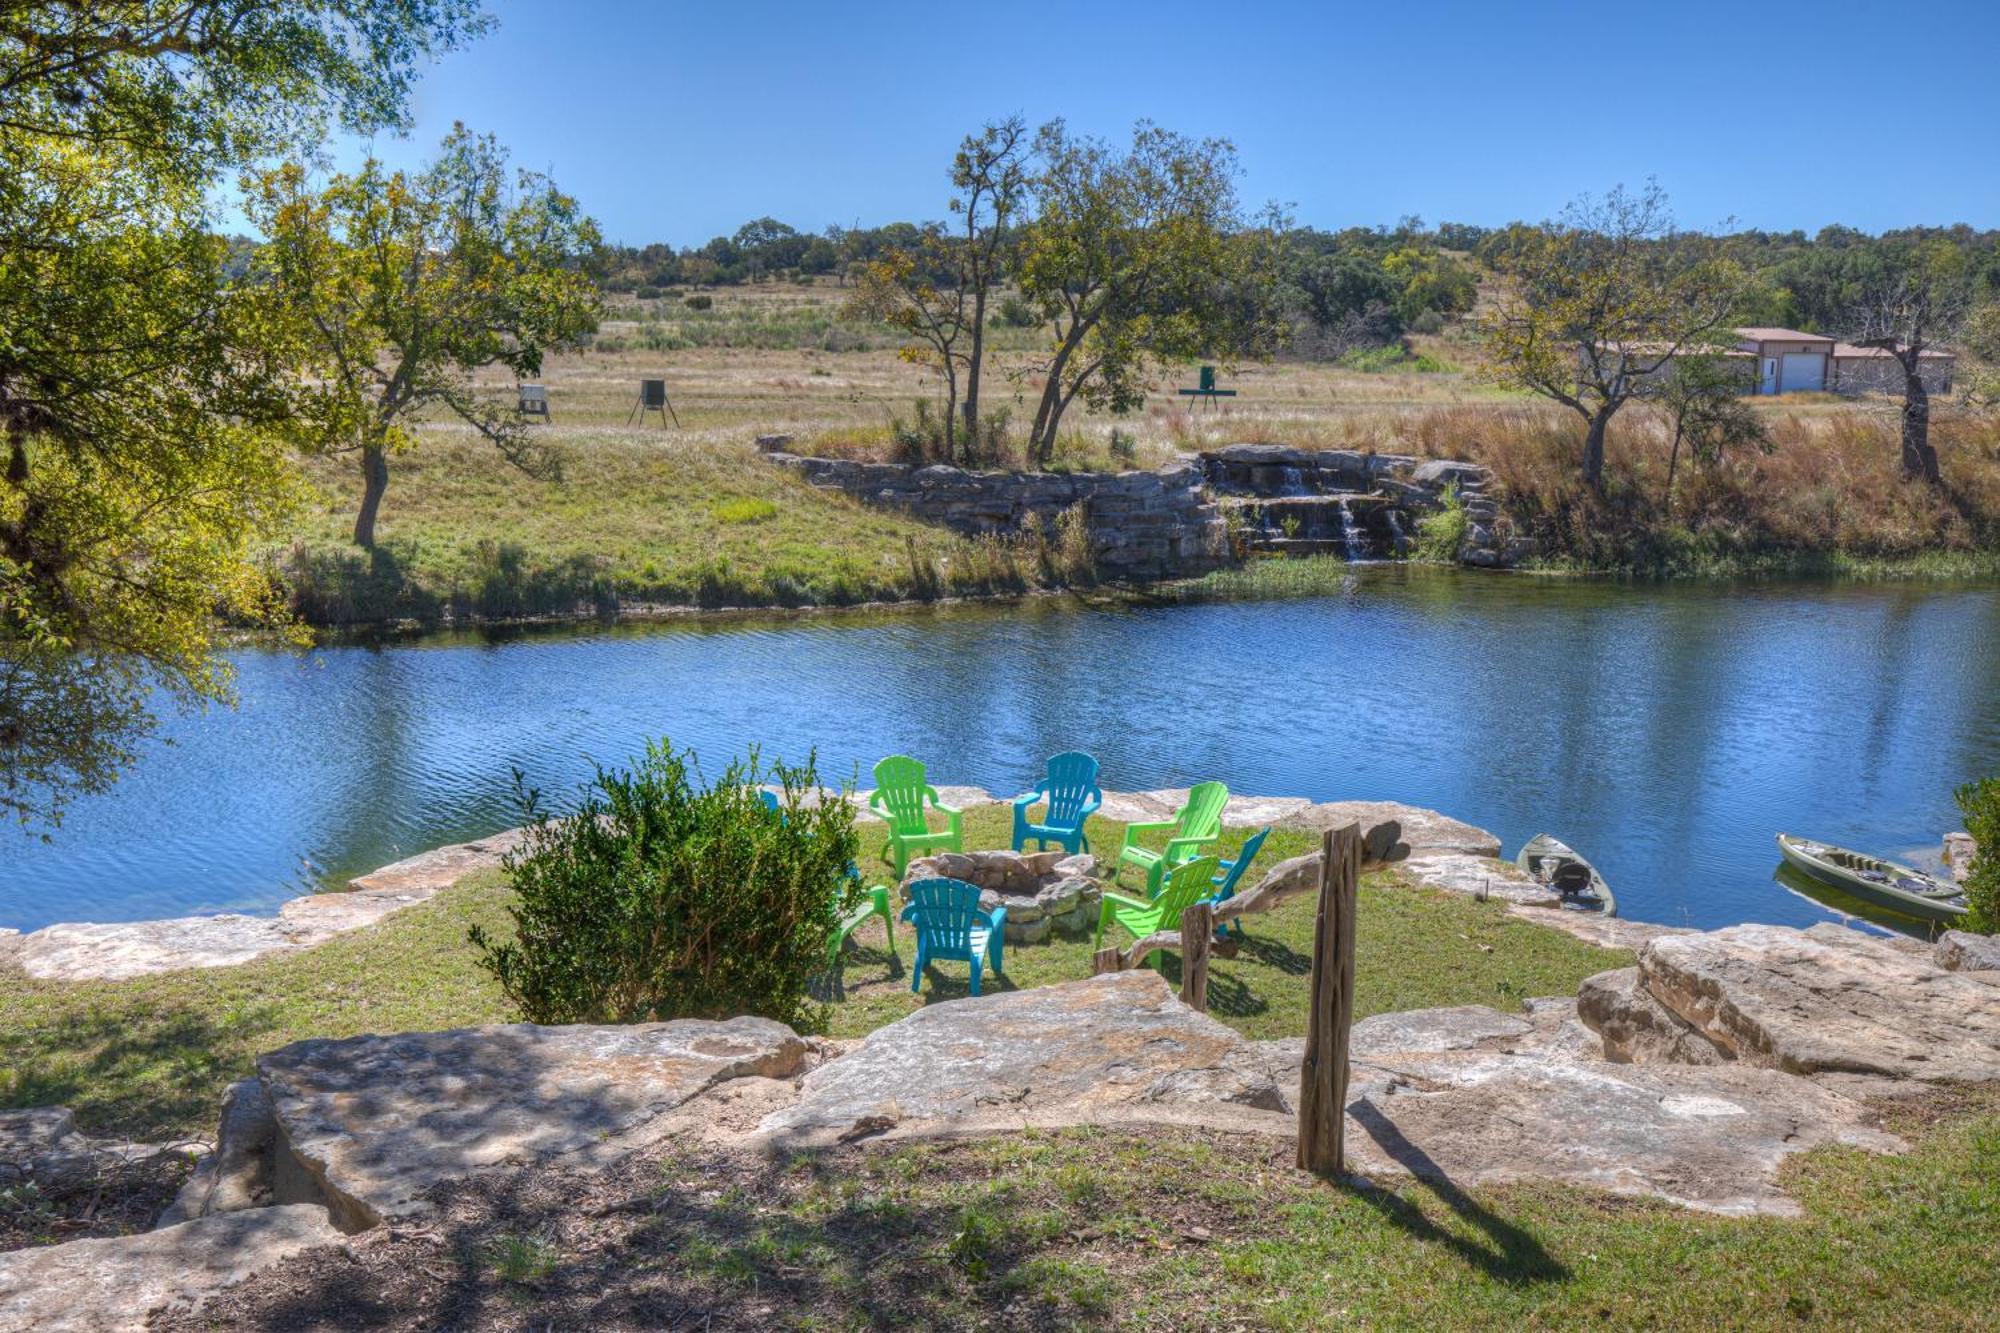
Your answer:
(0, 1204), (340, 1333)
(1631, 923), (2000, 1082)
(1279, 801), (1503, 858)
(759, 972), (1287, 1145)
(1350, 1004), (1532, 1056)
(157, 1078), (278, 1225)
(1576, 967), (1727, 1065)
(1935, 929), (2000, 975)
(258, 1017), (807, 1230)
(1944, 830), (1977, 879)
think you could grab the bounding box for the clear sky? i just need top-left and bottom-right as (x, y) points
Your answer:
(343, 0), (2000, 244)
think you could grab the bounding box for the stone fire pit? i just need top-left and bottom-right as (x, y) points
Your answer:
(901, 850), (1102, 945)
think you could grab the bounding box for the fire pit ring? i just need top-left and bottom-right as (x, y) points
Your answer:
(901, 849), (1102, 944)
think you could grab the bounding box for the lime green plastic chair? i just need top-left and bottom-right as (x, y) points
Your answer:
(1116, 782), (1228, 897)
(827, 884), (898, 968)
(869, 755), (963, 877)
(1096, 856), (1221, 969)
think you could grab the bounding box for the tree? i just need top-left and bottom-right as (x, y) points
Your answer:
(246, 126), (601, 548)
(950, 116), (1030, 443)
(1843, 238), (1977, 483)
(1644, 354), (1771, 511)
(1015, 120), (1276, 466)
(1480, 183), (1747, 489)
(0, 1), (488, 832)
(844, 117), (1028, 463)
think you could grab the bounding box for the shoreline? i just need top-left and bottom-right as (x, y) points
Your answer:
(0, 788), (1669, 983)
(254, 550), (2000, 641)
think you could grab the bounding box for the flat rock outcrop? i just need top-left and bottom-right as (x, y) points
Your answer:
(1576, 967), (1728, 1065)
(759, 972), (1288, 1144)
(0, 1204), (340, 1332)
(1583, 922), (2000, 1082)
(1936, 929), (2000, 976)
(258, 1017), (807, 1229)
(1281, 801), (1503, 858)
(5, 829), (526, 982)
(1341, 1046), (1903, 1216)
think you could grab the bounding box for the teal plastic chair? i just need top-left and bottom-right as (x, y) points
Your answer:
(761, 792), (895, 968)
(870, 755), (963, 877)
(900, 877), (1005, 996)
(1207, 827), (1269, 939)
(1096, 856), (1221, 970)
(1116, 781), (1229, 897)
(1010, 751), (1102, 855)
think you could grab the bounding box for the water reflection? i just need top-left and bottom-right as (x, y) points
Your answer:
(1, 568), (1995, 933)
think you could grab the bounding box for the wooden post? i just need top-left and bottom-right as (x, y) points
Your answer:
(1180, 900), (1213, 1011)
(1297, 822), (1360, 1175)
(1092, 946), (1124, 975)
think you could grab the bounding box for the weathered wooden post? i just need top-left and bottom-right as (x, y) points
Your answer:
(1297, 823), (1360, 1174)
(1179, 900), (1213, 1011)
(1092, 945), (1124, 975)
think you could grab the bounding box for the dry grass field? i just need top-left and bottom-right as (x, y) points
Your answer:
(278, 282), (2000, 623)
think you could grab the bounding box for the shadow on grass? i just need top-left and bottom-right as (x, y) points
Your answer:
(0, 999), (284, 1136)
(1346, 1097), (1568, 1287)
(192, 1144), (1114, 1330)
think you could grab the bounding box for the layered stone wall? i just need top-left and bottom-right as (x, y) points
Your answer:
(765, 452), (1227, 581)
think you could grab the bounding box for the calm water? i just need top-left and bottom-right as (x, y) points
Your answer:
(3, 569), (1997, 934)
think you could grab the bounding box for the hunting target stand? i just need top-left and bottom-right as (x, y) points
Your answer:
(627, 377), (681, 427)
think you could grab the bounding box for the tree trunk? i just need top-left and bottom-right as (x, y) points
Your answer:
(940, 363), (959, 465)
(1582, 405), (1617, 490)
(353, 444), (390, 548)
(1899, 364), (1939, 483)
(962, 289), (987, 445)
(1664, 421), (1686, 514)
(1029, 354), (1071, 467)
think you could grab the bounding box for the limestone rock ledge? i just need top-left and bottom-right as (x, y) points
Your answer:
(0, 1205), (340, 1333)
(1579, 922), (2000, 1084)
(254, 1016), (807, 1231)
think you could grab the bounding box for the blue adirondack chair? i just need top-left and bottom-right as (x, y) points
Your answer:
(760, 791), (895, 967)
(900, 877), (1006, 996)
(1207, 826), (1270, 939)
(1010, 751), (1103, 855)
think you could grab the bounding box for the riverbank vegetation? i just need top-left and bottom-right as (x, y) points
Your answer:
(0, 806), (1625, 1139)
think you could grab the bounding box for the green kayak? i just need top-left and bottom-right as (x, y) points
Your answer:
(1516, 833), (1617, 917)
(1774, 833), (1968, 924)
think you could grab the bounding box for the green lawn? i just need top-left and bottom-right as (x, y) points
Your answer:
(281, 431), (1075, 623)
(0, 809), (1623, 1138)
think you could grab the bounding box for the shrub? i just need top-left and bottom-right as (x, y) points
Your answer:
(469, 743), (860, 1028)
(1107, 428), (1138, 466)
(1955, 776), (2000, 934)
(683, 293), (713, 311)
(1408, 310), (1445, 335)
(1412, 482), (1467, 562)
(996, 294), (1039, 328)
(634, 285), (663, 301)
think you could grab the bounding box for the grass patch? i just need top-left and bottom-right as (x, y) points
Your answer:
(165, 1098), (2000, 1330)
(709, 496), (777, 524)
(0, 807), (1624, 1138)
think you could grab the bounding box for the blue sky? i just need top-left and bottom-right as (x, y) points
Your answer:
(343, 0), (2000, 244)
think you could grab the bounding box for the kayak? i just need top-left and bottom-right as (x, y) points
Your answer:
(1775, 834), (1967, 924)
(1516, 833), (1618, 916)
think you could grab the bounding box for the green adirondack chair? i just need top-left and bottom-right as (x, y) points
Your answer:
(1115, 782), (1228, 897)
(1096, 856), (1221, 969)
(827, 884), (898, 968)
(869, 755), (963, 876)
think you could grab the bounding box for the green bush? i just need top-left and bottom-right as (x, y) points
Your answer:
(470, 742), (861, 1028)
(1412, 482), (1467, 563)
(1955, 776), (2000, 934)
(683, 293), (713, 311)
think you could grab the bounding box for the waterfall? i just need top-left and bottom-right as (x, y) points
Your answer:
(1337, 497), (1368, 561)
(1279, 466), (1305, 496)
(1385, 510), (1408, 557)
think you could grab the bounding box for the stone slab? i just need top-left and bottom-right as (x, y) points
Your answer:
(259, 1017), (806, 1229)
(6, 829), (528, 982)
(0, 1204), (340, 1332)
(1278, 801), (1503, 858)
(759, 972), (1287, 1144)
(1636, 923), (2000, 1082)
(158, 1078), (277, 1226)
(1398, 852), (1560, 906)
(1577, 967), (1728, 1066)
(1342, 1047), (1904, 1216)
(1507, 904), (1695, 951)
(1350, 1004), (1533, 1056)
